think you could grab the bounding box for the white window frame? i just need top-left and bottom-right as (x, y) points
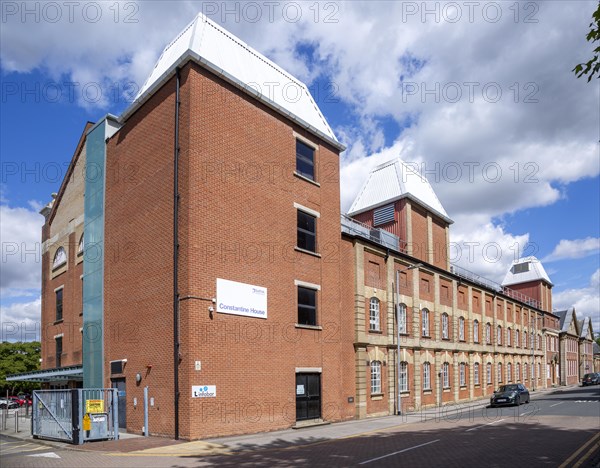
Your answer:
(369, 297), (380, 332)
(497, 325), (502, 345)
(498, 363), (503, 383)
(53, 247), (67, 268)
(371, 360), (382, 394)
(442, 313), (449, 339)
(507, 362), (512, 382)
(398, 303), (407, 335)
(486, 363), (492, 385)
(423, 362), (431, 390)
(442, 362), (449, 388)
(399, 361), (408, 392)
(422, 309), (430, 337)
(459, 363), (466, 387)
(486, 323), (491, 344)
(458, 317), (465, 341)
(473, 320), (479, 343)
(474, 363), (480, 385)
(507, 328), (511, 347)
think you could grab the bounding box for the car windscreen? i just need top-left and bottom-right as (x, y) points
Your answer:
(498, 385), (518, 392)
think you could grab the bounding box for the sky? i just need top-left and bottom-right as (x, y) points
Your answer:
(1, 1), (599, 341)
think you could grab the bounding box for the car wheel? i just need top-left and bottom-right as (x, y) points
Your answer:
(516, 396), (521, 406)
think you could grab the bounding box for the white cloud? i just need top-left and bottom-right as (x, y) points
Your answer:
(0, 297), (41, 342)
(0, 202), (44, 296)
(543, 237), (600, 262)
(553, 269), (600, 333)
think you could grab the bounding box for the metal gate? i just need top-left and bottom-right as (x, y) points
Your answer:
(32, 389), (119, 444)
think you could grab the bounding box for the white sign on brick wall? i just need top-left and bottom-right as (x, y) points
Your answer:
(216, 278), (267, 319)
(192, 385), (216, 398)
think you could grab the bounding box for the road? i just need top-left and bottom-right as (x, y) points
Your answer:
(2, 386), (599, 467)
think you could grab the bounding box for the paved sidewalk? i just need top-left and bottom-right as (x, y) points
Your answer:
(0, 384), (573, 457)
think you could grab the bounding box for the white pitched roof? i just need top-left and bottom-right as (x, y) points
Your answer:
(501, 256), (553, 287)
(347, 158), (451, 222)
(121, 13), (343, 150)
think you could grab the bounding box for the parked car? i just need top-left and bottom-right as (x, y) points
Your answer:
(0, 399), (19, 409)
(581, 373), (600, 386)
(490, 383), (530, 407)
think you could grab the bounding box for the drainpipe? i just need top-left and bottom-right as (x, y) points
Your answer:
(173, 67), (181, 440)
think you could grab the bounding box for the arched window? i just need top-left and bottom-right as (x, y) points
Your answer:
(507, 363), (512, 382)
(53, 247), (66, 268)
(458, 317), (465, 341)
(474, 362), (480, 385)
(516, 329), (520, 347)
(371, 361), (382, 394)
(459, 363), (466, 386)
(486, 323), (491, 344)
(497, 363), (503, 383)
(369, 298), (380, 331)
(516, 362), (521, 381)
(486, 363), (492, 385)
(507, 328), (512, 347)
(473, 319), (479, 343)
(497, 325), (502, 345)
(78, 233), (84, 255)
(523, 330), (528, 348)
(442, 362), (450, 388)
(441, 313), (449, 339)
(523, 363), (528, 381)
(398, 303), (407, 334)
(422, 309), (430, 337)
(399, 362), (408, 392)
(423, 362), (431, 390)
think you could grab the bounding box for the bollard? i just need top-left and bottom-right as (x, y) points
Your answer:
(15, 411), (19, 433)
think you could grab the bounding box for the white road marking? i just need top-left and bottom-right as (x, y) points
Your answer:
(520, 410), (535, 416)
(465, 418), (506, 432)
(359, 439), (440, 465)
(550, 402), (563, 407)
(28, 452), (61, 458)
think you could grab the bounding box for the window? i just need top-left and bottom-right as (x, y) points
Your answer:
(530, 332), (534, 349)
(523, 363), (528, 380)
(399, 362), (408, 392)
(398, 303), (407, 335)
(516, 329), (520, 348)
(55, 337), (63, 368)
(531, 362), (534, 379)
(371, 361), (382, 394)
(297, 286), (317, 326)
(547, 364), (550, 379)
(507, 328), (511, 347)
(523, 331), (527, 348)
(369, 298), (380, 331)
(458, 317), (465, 341)
(55, 289), (63, 321)
(78, 234), (84, 255)
(442, 313), (449, 339)
(473, 320), (479, 343)
(512, 261), (530, 274)
(422, 309), (430, 337)
(497, 325), (502, 345)
(423, 362), (431, 390)
(460, 363), (466, 386)
(537, 334), (541, 350)
(517, 363), (521, 381)
(442, 362), (450, 388)
(498, 363), (503, 383)
(538, 363), (541, 380)
(486, 323), (491, 344)
(474, 363), (480, 385)
(296, 139), (315, 180)
(507, 363), (512, 382)
(297, 210), (316, 252)
(486, 363), (492, 385)
(53, 247), (66, 269)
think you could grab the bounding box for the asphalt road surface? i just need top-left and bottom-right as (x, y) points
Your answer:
(2, 386), (599, 467)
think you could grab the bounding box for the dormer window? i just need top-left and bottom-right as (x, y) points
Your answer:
(512, 262), (530, 274)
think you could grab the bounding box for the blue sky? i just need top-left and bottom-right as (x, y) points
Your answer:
(1, 1), (599, 338)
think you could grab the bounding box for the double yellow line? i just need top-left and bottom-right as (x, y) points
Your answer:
(559, 431), (600, 468)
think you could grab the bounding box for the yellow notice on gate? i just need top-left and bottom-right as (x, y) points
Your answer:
(85, 399), (104, 413)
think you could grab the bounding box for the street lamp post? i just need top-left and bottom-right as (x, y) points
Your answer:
(396, 263), (423, 415)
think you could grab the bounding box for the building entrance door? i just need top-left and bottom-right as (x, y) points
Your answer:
(295, 373), (321, 421)
(111, 378), (127, 429)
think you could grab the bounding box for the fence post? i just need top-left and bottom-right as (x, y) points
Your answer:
(112, 388), (119, 440)
(144, 386), (149, 437)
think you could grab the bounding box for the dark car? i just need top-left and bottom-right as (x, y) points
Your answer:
(582, 373), (600, 386)
(490, 383), (530, 407)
